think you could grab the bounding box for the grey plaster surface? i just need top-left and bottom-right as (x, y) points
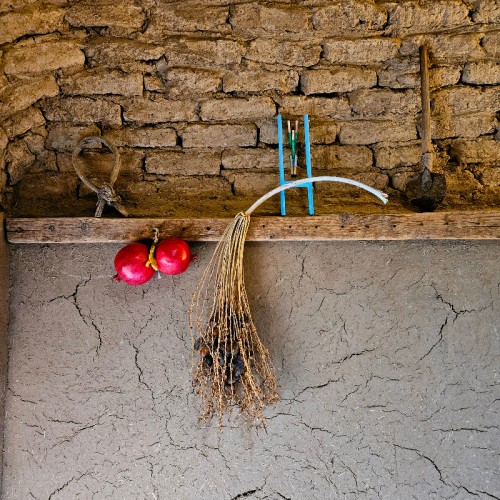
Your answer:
(3, 241), (500, 500)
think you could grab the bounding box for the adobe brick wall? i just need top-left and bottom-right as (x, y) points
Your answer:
(0, 0), (499, 216)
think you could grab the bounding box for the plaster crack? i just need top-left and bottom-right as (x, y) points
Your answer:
(408, 272), (426, 288)
(394, 444), (447, 487)
(130, 341), (155, 403)
(477, 491), (500, 500)
(89, 318), (103, 358)
(49, 276), (91, 304)
(52, 276), (103, 358)
(51, 413), (107, 449)
(42, 412), (83, 426)
(265, 411), (295, 421)
(298, 419), (333, 436)
(314, 295), (326, 315)
(15, 416), (44, 435)
(338, 459), (362, 492)
(432, 284), (493, 322)
(275, 494), (291, 500)
(295, 376), (343, 399)
(460, 486), (481, 497)
(231, 489), (258, 499)
(335, 347), (377, 365)
(7, 388), (37, 405)
(418, 315), (448, 362)
(334, 315), (351, 347)
(48, 472), (87, 499)
(340, 383), (363, 404)
(434, 427), (487, 433)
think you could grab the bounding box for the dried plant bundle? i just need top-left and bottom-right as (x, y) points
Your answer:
(192, 212), (279, 426)
(190, 176), (389, 427)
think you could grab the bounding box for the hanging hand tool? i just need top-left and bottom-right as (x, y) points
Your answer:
(287, 120), (299, 177)
(405, 45), (447, 212)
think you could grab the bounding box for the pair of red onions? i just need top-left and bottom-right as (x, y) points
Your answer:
(114, 236), (191, 285)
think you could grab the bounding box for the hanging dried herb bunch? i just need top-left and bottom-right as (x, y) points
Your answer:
(190, 177), (389, 427)
(191, 212), (279, 427)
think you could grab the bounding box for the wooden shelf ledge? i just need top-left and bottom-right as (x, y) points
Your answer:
(5, 211), (500, 243)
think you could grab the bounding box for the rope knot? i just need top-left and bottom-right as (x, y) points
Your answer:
(97, 183), (120, 205)
(95, 183), (125, 218)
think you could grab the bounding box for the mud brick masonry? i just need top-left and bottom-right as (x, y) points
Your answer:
(0, 0), (499, 216)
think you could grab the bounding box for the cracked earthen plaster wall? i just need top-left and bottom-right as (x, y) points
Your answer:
(0, 0), (499, 216)
(3, 241), (500, 499)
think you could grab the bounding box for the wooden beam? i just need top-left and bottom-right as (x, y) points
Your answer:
(5, 211), (500, 243)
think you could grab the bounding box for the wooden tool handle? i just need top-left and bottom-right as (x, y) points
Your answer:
(420, 45), (433, 155)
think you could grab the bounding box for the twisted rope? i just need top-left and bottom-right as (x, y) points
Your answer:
(72, 136), (128, 217)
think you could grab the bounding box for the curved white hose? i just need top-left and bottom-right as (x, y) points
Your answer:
(245, 176), (389, 215)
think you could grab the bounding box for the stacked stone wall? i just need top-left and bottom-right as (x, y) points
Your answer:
(0, 0), (498, 215)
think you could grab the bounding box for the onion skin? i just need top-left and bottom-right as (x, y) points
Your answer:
(114, 243), (155, 285)
(155, 238), (191, 275)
